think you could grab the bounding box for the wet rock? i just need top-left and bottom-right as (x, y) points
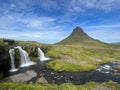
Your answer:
(116, 65), (120, 68)
(1, 70), (37, 83)
(50, 72), (54, 75)
(36, 76), (47, 83)
(96, 64), (112, 74)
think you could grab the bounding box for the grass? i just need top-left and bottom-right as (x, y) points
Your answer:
(46, 45), (120, 72)
(0, 81), (120, 90)
(47, 60), (96, 72)
(1, 38), (120, 72)
(17, 41), (44, 47)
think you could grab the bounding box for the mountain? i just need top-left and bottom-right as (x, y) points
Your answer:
(112, 42), (120, 45)
(57, 27), (106, 46)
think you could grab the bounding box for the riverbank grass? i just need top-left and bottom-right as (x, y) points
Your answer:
(0, 81), (120, 90)
(46, 60), (96, 72)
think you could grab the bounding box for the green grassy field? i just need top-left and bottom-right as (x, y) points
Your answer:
(45, 27), (120, 72)
(46, 44), (120, 72)
(0, 81), (120, 90)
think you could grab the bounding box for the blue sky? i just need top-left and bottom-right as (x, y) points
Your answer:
(0, 0), (120, 44)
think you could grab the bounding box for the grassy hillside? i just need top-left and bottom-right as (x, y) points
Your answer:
(17, 41), (45, 47)
(46, 27), (120, 72)
(46, 44), (120, 72)
(0, 81), (120, 90)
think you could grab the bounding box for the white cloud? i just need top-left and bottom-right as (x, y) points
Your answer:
(39, 0), (58, 10)
(83, 24), (120, 29)
(0, 0), (120, 43)
(21, 17), (56, 28)
(0, 0), (59, 15)
(0, 28), (69, 44)
(83, 25), (120, 43)
(68, 0), (120, 13)
(87, 30), (120, 43)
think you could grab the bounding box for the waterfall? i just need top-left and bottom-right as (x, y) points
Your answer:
(9, 49), (18, 72)
(16, 46), (35, 67)
(38, 48), (50, 61)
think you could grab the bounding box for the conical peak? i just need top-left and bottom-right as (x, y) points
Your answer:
(71, 27), (87, 36)
(57, 26), (105, 45)
(74, 26), (83, 31)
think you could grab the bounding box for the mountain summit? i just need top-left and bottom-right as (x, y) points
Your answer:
(57, 27), (105, 45)
(70, 27), (88, 36)
(67, 26), (92, 40)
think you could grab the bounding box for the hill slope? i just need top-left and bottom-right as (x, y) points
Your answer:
(57, 27), (107, 47)
(46, 27), (120, 72)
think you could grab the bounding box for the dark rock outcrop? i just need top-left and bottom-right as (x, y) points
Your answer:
(3, 39), (17, 46)
(0, 45), (11, 77)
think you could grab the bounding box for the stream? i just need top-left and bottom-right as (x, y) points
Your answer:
(3, 60), (120, 85)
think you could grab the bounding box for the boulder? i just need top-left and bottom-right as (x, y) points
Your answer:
(1, 70), (37, 83)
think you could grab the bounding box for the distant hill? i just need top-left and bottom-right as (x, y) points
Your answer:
(57, 27), (107, 46)
(112, 42), (120, 45)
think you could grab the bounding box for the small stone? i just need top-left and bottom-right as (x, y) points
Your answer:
(36, 77), (47, 83)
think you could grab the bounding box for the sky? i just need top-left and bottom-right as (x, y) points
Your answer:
(0, 0), (120, 44)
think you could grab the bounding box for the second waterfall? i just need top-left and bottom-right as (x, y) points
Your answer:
(15, 46), (35, 67)
(38, 48), (50, 61)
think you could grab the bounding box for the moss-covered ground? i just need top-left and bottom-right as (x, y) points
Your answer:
(0, 81), (120, 90)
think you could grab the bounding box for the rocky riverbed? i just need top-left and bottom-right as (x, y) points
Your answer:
(96, 61), (120, 76)
(1, 60), (120, 85)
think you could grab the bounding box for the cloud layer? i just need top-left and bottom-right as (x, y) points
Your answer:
(0, 0), (120, 43)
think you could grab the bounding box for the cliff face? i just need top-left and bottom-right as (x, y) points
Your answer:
(0, 40), (50, 79)
(0, 45), (11, 77)
(0, 39), (17, 77)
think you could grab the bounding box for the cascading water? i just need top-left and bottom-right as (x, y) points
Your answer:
(38, 48), (50, 61)
(9, 49), (18, 72)
(16, 46), (35, 67)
